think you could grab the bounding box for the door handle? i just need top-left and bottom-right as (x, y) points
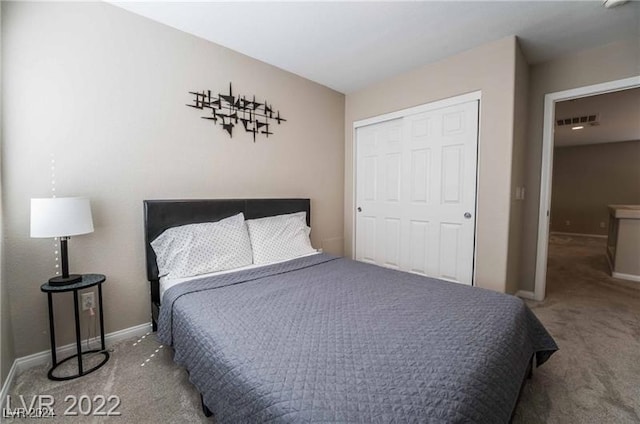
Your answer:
(464, 212), (472, 219)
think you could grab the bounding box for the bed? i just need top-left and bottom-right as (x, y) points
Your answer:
(144, 198), (558, 423)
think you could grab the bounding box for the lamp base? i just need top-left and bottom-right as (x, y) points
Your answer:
(48, 274), (82, 286)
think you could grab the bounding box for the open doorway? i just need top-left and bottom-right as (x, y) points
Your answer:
(546, 87), (640, 296)
(533, 76), (640, 301)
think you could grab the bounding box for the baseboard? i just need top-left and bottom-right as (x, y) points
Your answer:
(0, 321), (152, 407)
(516, 290), (536, 300)
(15, 322), (152, 373)
(611, 272), (640, 283)
(550, 231), (607, 239)
(0, 360), (18, 408)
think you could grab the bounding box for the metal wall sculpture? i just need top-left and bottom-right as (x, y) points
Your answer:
(186, 83), (286, 141)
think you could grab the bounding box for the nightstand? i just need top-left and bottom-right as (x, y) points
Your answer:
(40, 274), (109, 381)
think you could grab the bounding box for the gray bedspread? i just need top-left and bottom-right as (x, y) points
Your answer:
(158, 254), (557, 423)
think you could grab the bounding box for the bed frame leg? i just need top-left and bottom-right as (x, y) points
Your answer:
(201, 394), (212, 417)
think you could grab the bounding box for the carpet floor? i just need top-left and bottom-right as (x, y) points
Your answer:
(5, 235), (639, 423)
(513, 235), (640, 423)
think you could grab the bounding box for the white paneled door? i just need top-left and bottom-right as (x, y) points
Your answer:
(355, 100), (479, 285)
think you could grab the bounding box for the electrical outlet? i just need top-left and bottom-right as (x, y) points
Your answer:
(81, 292), (95, 311)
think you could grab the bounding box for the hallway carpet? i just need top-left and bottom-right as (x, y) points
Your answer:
(5, 235), (639, 423)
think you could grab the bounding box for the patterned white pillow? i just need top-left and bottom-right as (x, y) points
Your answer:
(151, 213), (253, 279)
(246, 212), (316, 265)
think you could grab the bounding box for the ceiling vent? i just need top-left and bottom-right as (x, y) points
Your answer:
(556, 114), (599, 127)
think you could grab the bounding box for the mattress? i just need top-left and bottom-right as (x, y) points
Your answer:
(158, 251), (321, 300)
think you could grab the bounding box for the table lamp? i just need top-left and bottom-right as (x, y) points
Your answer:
(30, 197), (94, 286)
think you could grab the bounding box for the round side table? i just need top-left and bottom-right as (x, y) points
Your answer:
(40, 274), (109, 381)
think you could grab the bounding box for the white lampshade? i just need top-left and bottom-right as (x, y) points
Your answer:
(30, 197), (94, 238)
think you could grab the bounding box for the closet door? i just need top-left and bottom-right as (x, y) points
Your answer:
(355, 118), (404, 269)
(355, 100), (478, 285)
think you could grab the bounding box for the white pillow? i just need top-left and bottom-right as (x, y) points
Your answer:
(246, 211), (316, 265)
(151, 213), (253, 279)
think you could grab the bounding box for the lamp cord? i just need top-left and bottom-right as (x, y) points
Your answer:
(84, 301), (98, 352)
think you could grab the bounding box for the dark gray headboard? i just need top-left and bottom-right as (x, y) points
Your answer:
(143, 198), (311, 328)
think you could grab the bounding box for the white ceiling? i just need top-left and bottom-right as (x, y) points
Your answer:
(555, 87), (640, 147)
(110, 1), (640, 94)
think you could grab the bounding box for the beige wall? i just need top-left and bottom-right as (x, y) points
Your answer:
(551, 141), (640, 235)
(1, 0), (16, 388)
(3, 2), (345, 357)
(505, 41), (529, 295)
(520, 39), (640, 292)
(345, 36), (518, 293)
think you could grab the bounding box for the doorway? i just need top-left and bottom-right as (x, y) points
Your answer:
(534, 76), (640, 300)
